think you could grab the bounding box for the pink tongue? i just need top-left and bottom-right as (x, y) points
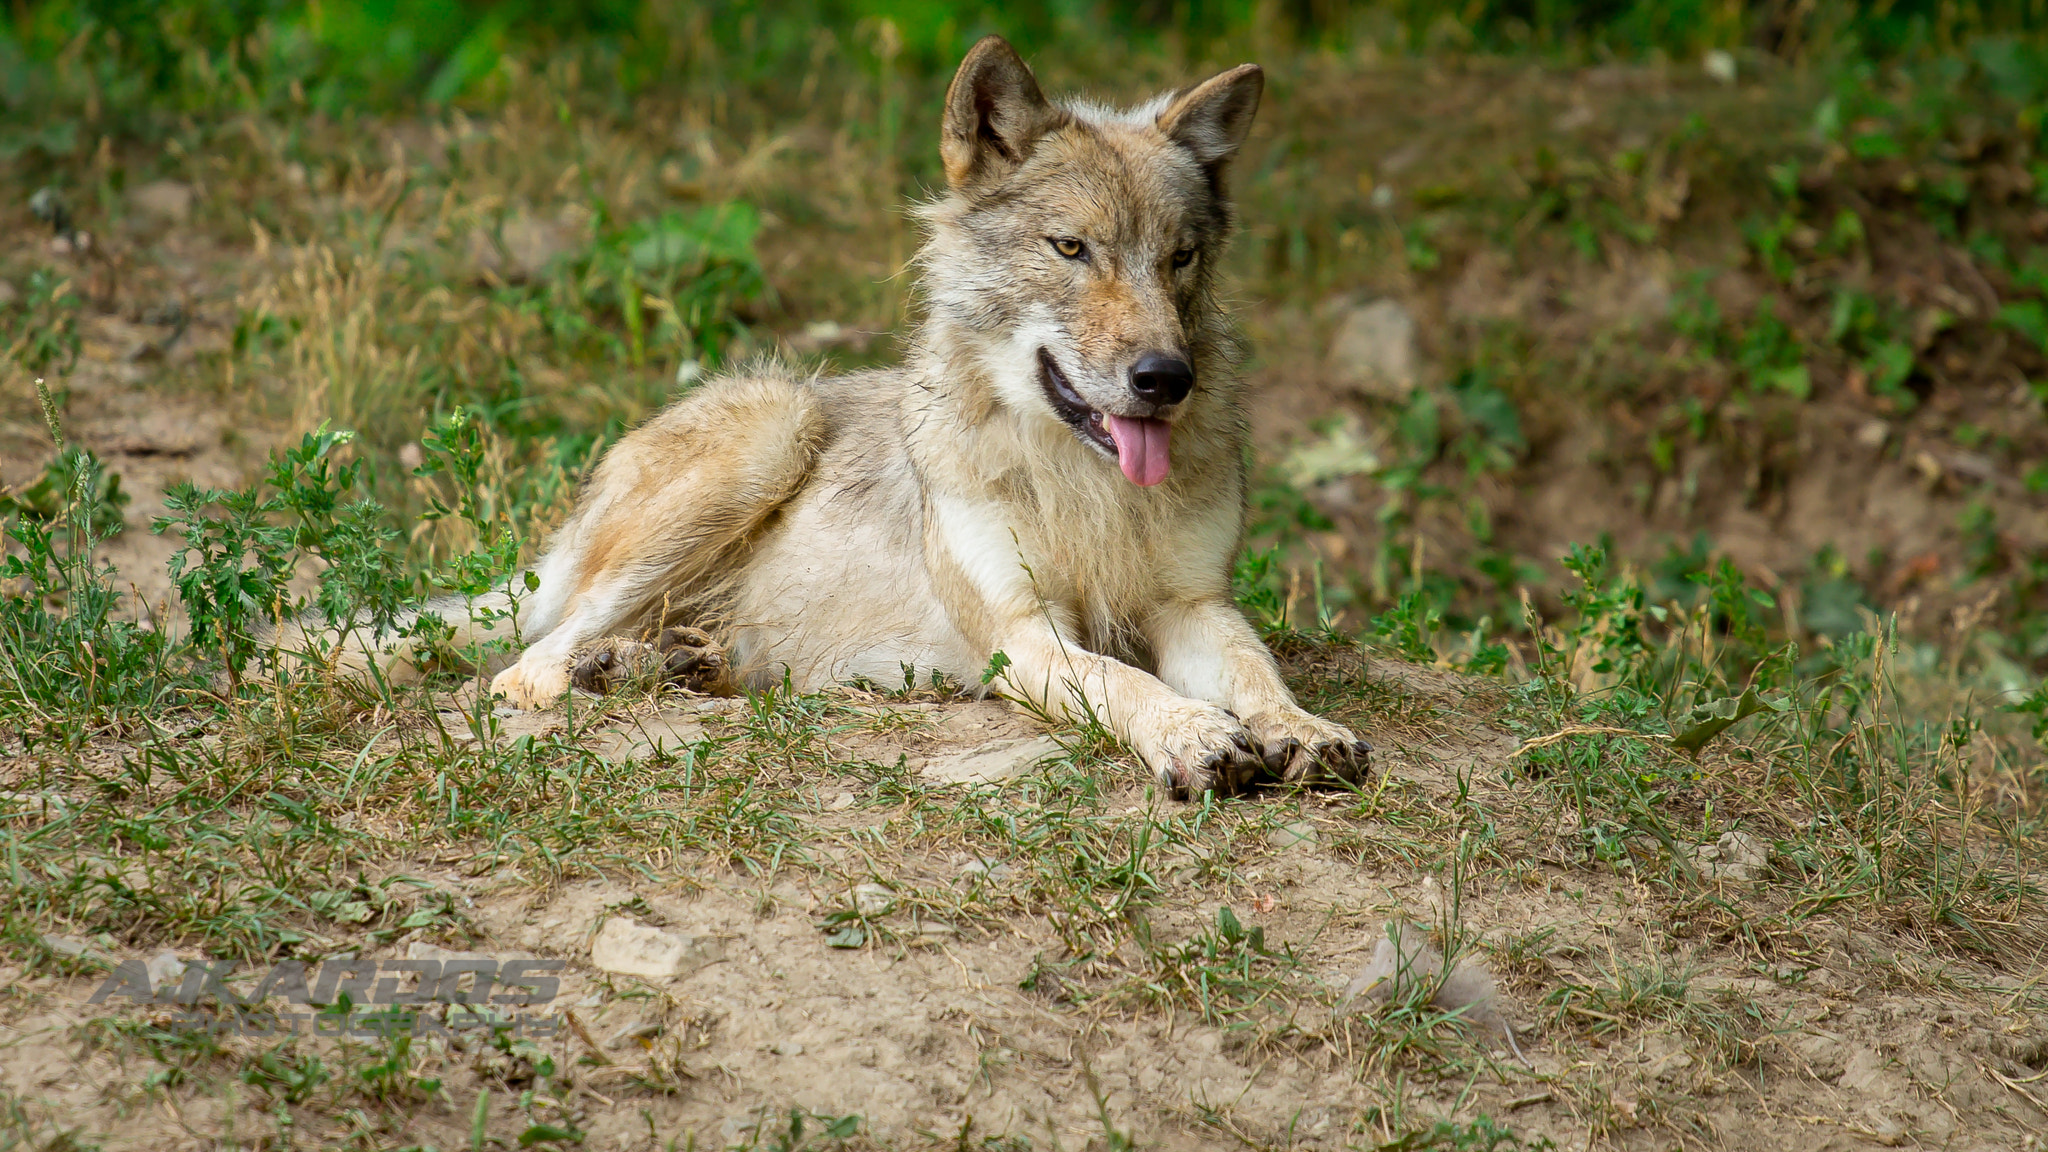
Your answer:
(1103, 415), (1172, 487)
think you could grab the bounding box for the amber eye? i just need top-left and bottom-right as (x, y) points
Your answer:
(1172, 248), (1197, 268)
(1051, 237), (1087, 259)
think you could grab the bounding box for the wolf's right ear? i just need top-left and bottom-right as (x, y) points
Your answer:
(941, 36), (1063, 190)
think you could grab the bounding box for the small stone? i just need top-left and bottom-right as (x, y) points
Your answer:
(1703, 49), (1737, 85)
(769, 1040), (804, 1056)
(1328, 299), (1419, 401)
(145, 951), (185, 994)
(1267, 820), (1319, 851)
(851, 883), (895, 916)
(130, 180), (195, 223)
(919, 735), (1062, 785)
(29, 187), (66, 228)
(590, 917), (723, 980)
(828, 791), (855, 811)
(957, 858), (1014, 883)
(41, 935), (90, 959)
(1692, 830), (1771, 883)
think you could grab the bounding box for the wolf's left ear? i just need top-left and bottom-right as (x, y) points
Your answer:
(941, 36), (1065, 190)
(1156, 63), (1264, 167)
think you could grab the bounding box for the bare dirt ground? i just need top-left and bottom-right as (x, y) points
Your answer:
(3, 664), (2044, 1150)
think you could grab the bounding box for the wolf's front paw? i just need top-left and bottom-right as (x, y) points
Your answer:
(490, 660), (570, 711)
(1142, 702), (1265, 800)
(1242, 708), (1373, 786)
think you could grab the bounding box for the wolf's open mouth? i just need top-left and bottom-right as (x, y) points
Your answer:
(1037, 349), (1173, 487)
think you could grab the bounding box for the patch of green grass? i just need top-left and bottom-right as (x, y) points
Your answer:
(0, 391), (186, 751)
(1544, 949), (1761, 1070)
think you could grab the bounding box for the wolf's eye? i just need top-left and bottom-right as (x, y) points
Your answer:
(1051, 237), (1087, 260)
(1172, 248), (1197, 269)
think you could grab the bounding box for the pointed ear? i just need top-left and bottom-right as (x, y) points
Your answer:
(1156, 63), (1264, 167)
(941, 36), (1064, 190)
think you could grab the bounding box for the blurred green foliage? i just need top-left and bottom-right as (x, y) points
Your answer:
(6, 0), (2047, 152)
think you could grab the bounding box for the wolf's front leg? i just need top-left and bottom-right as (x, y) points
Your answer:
(992, 619), (1267, 797)
(1149, 598), (1372, 785)
(488, 561), (644, 709)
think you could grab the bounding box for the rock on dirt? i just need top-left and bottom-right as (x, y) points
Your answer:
(851, 883), (895, 915)
(589, 917), (723, 980)
(1267, 820), (1320, 851)
(1327, 298), (1420, 401)
(40, 935), (92, 960)
(919, 734), (1062, 784)
(144, 951), (184, 995)
(1691, 830), (1772, 883)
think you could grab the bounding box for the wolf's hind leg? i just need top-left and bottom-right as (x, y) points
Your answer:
(490, 372), (823, 709)
(570, 627), (731, 696)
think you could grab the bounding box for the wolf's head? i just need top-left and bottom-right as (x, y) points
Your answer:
(915, 36), (1261, 488)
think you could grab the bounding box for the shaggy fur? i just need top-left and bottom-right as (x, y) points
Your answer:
(335, 37), (1371, 796)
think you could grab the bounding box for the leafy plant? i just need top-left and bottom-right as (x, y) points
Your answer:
(0, 386), (179, 747)
(0, 268), (82, 373)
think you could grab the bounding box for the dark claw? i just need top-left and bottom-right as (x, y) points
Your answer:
(1262, 737), (1300, 774)
(1275, 736), (1374, 787)
(1172, 733), (1263, 800)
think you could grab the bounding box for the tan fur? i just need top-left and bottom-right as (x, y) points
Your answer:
(337, 36), (1370, 795)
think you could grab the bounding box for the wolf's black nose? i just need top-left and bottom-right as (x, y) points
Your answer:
(1130, 353), (1194, 405)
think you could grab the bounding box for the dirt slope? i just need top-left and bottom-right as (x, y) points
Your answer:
(3, 666), (2043, 1151)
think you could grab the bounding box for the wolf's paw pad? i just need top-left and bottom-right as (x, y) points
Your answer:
(656, 626), (728, 693)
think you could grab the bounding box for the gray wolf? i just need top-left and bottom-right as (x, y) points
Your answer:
(340, 36), (1372, 796)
